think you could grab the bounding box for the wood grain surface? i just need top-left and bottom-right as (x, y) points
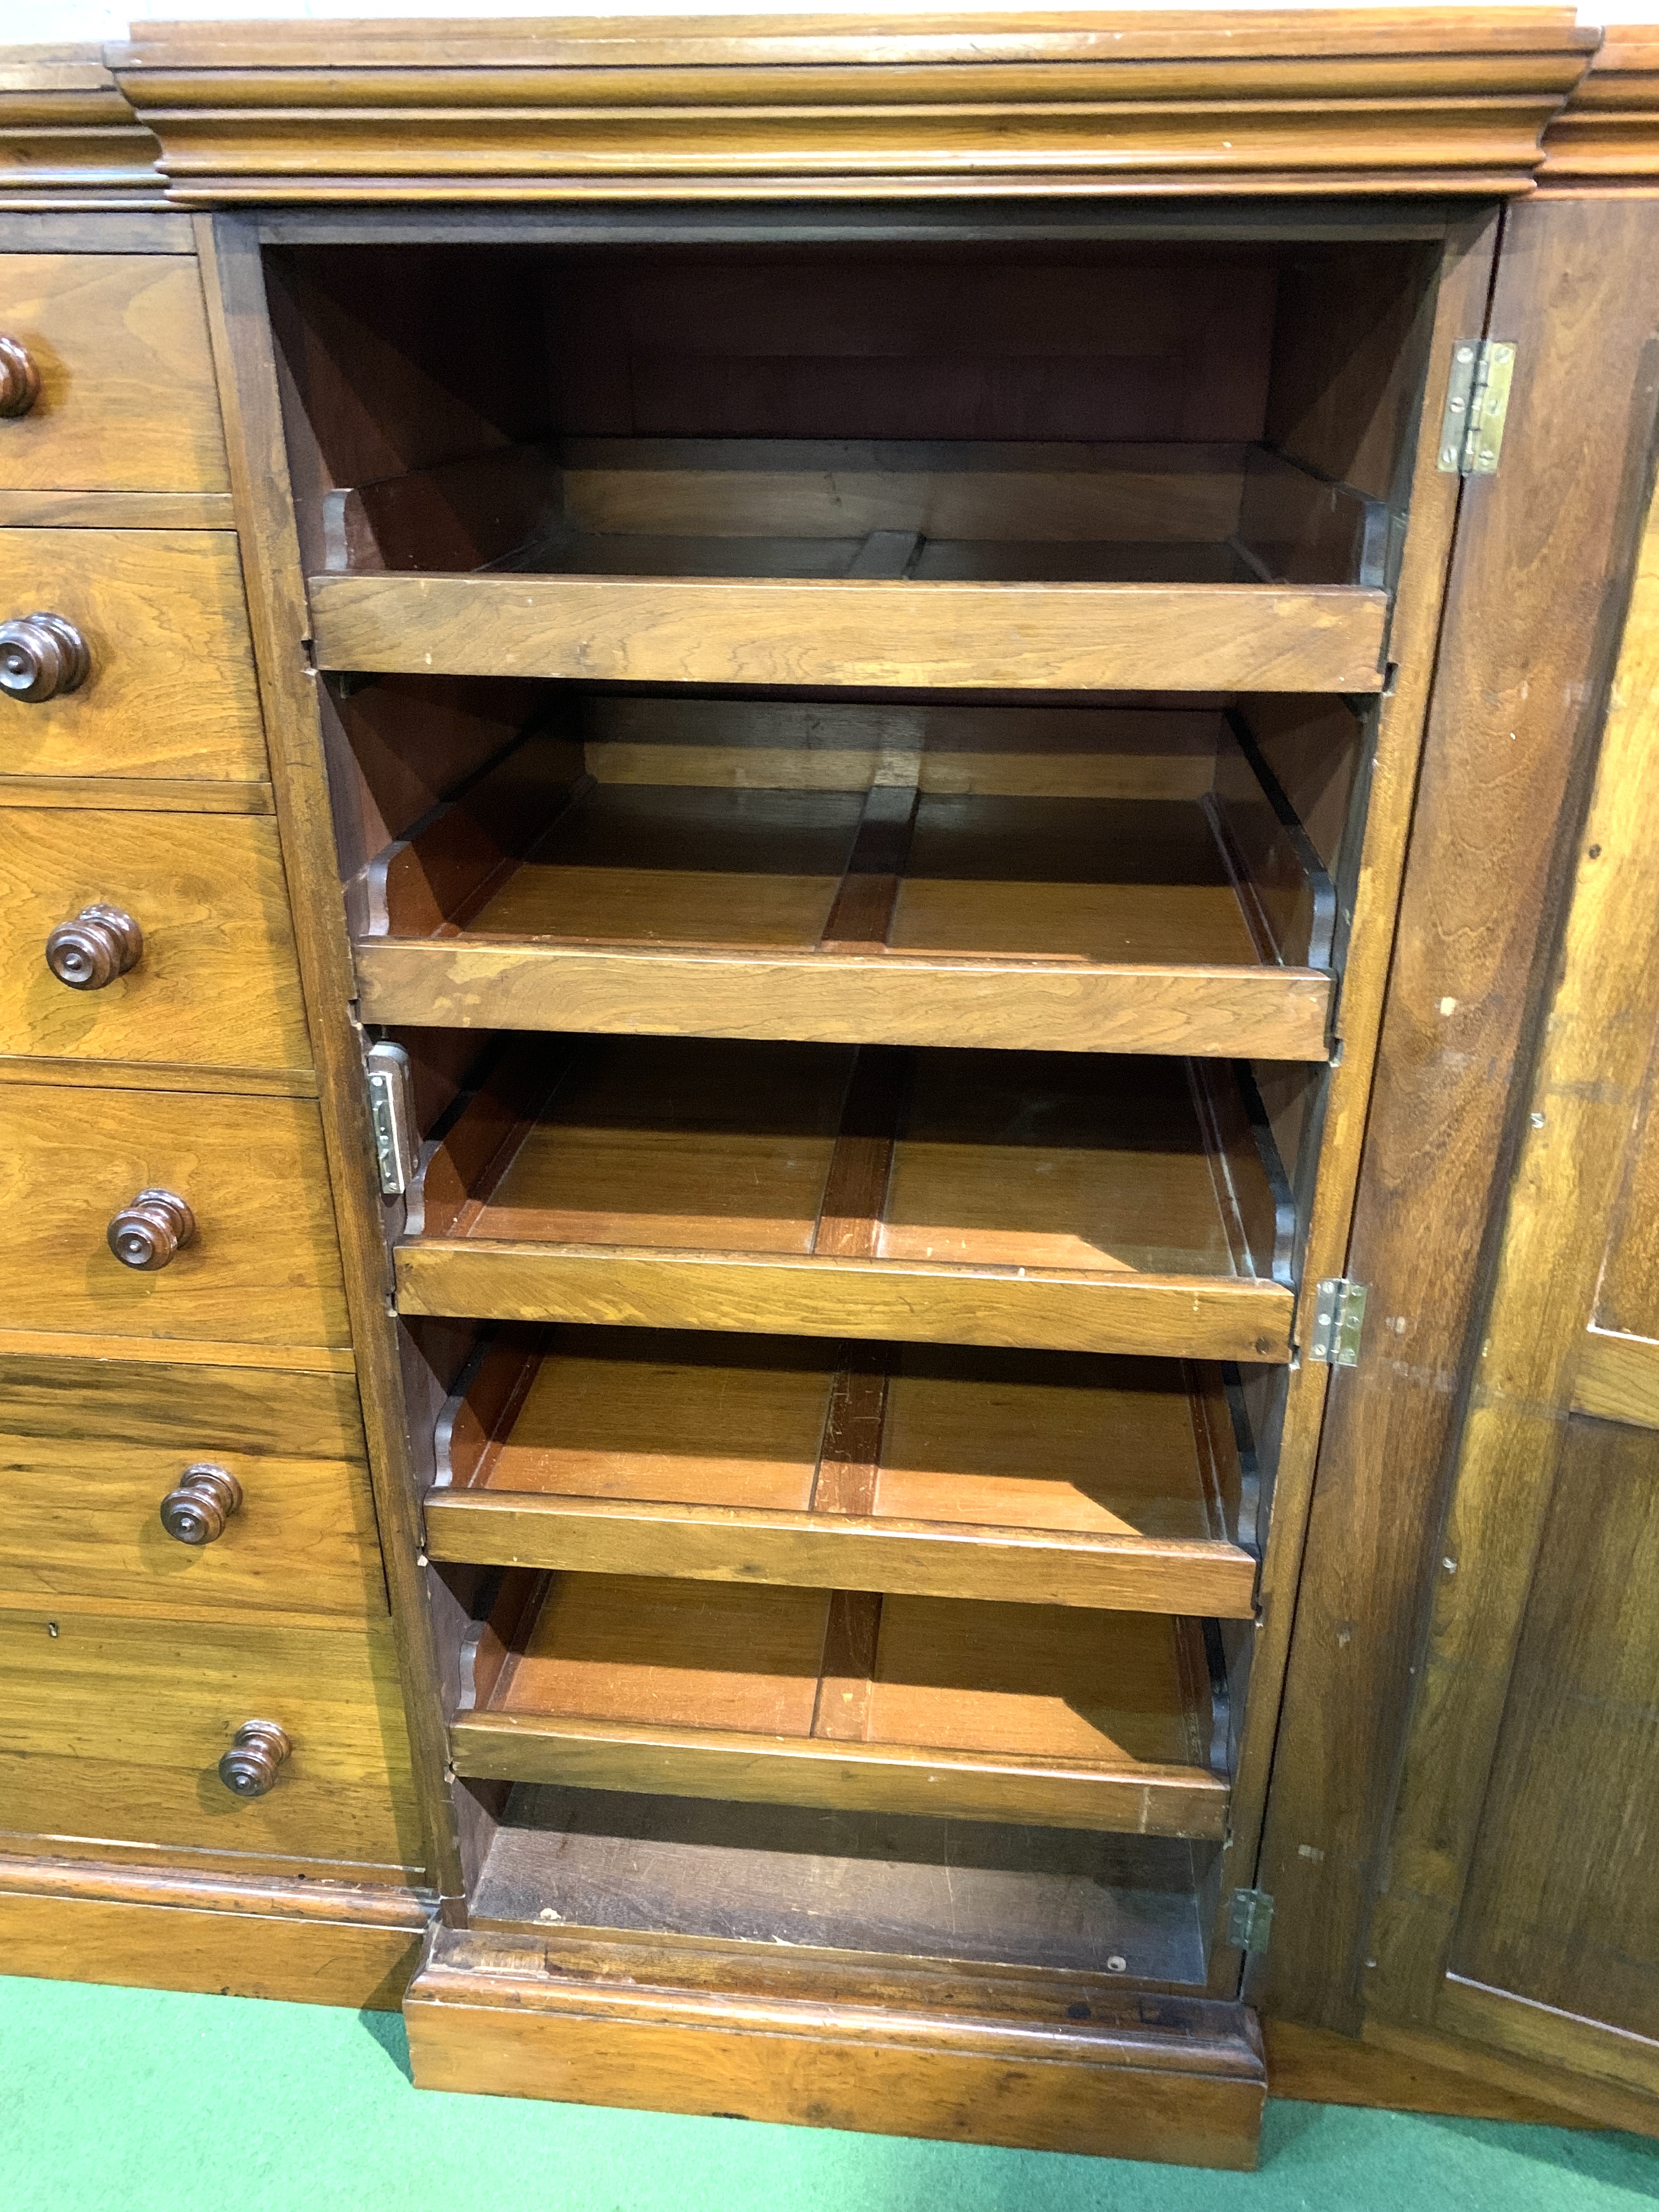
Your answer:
(0, 255), (226, 490)
(0, 531), (267, 784)
(197, 212), (466, 1898)
(311, 572), (1387, 693)
(407, 1923), (1265, 2164)
(111, 10), (1594, 206)
(0, 1603), (422, 1878)
(0, 1079), (349, 1348)
(0, 1855), (427, 2010)
(453, 1571), (1224, 1835)
(1254, 196), (1659, 2034)
(0, 1351), (386, 1621)
(424, 1332), (1255, 1613)
(0, 806), (311, 1077)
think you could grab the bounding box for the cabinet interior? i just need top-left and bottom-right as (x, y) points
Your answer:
(264, 212), (1447, 2002)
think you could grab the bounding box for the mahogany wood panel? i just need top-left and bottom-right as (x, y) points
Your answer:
(0, 1351), (386, 1622)
(0, 806), (312, 1079)
(0, 1079), (349, 1348)
(1255, 196), (1659, 2034)
(544, 252), (1282, 444)
(309, 572), (1387, 693)
(110, 12), (1595, 203)
(0, 530), (267, 784)
(1449, 1415), (1659, 2045)
(1352, 444), (1659, 2122)
(0, 1604), (423, 1879)
(0, 255), (225, 488)
(422, 1331), (1256, 1613)
(407, 1925), (1265, 2165)
(0, 1857), (426, 2010)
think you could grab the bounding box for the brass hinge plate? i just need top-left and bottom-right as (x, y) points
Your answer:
(1227, 1888), (1276, 1953)
(1309, 1278), (1368, 1367)
(1437, 339), (1516, 477)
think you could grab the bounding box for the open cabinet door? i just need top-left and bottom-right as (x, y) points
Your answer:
(1363, 424), (1659, 2134)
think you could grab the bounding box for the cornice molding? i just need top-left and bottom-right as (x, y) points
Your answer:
(0, 43), (165, 209)
(106, 9), (1598, 205)
(1539, 30), (1659, 188)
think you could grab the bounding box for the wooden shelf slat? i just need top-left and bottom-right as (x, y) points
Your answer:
(395, 1039), (1296, 1361)
(421, 1330), (1259, 1614)
(353, 704), (1338, 1058)
(313, 571), (1385, 692)
(449, 1571), (1229, 1837)
(309, 437), (1386, 691)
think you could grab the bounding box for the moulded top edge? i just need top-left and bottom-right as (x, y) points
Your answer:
(106, 7), (1599, 74)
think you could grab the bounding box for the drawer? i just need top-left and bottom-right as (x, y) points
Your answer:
(0, 1354), (386, 1621)
(0, 1605), (422, 1879)
(0, 531), (266, 785)
(0, 808), (311, 1076)
(0, 256), (228, 493)
(0, 1081), (350, 1350)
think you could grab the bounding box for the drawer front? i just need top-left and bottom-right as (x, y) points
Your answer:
(0, 807), (312, 1075)
(0, 256), (228, 493)
(0, 808), (311, 1076)
(0, 1605), (422, 1878)
(0, 1081), (351, 1349)
(0, 531), (266, 784)
(0, 1355), (386, 1621)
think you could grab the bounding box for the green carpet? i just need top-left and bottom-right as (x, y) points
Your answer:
(2, 1974), (1656, 2210)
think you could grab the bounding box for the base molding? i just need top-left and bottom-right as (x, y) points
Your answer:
(0, 1853), (432, 2011)
(1363, 2016), (1659, 2142)
(406, 1925), (1266, 2167)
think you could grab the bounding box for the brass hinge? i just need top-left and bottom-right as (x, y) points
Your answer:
(1309, 1278), (1368, 1367)
(1227, 1888), (1275, 1954)
(1437, 340), (1516, 477)
(366, 1040), (416, 1198)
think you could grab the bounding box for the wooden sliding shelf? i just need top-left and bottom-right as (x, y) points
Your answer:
(423, 1329), (1260, 1614)
(450, 1566), (1229, 1837)
(309, 437), (1389, 693)
(396, 1037), (1296, 1361)
(353, 699), (1337, 1060)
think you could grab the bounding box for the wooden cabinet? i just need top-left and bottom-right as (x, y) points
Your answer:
(142, 9), (1580, 2166)
(6, 3), (1659, 2167)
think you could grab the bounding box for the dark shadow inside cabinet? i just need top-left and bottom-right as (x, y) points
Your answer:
(266, 233), (1438, 586)
(262, 215), (1448, 2003)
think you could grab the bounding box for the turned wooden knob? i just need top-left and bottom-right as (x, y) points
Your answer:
(45, 904), (143, 990)
(0, 613), (89, 702)
(107, 1188), (195, 1271)
(218, 1720), (289, 1798)
(0, 336), (40, 418)
(160, 1463), (243, 1545)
